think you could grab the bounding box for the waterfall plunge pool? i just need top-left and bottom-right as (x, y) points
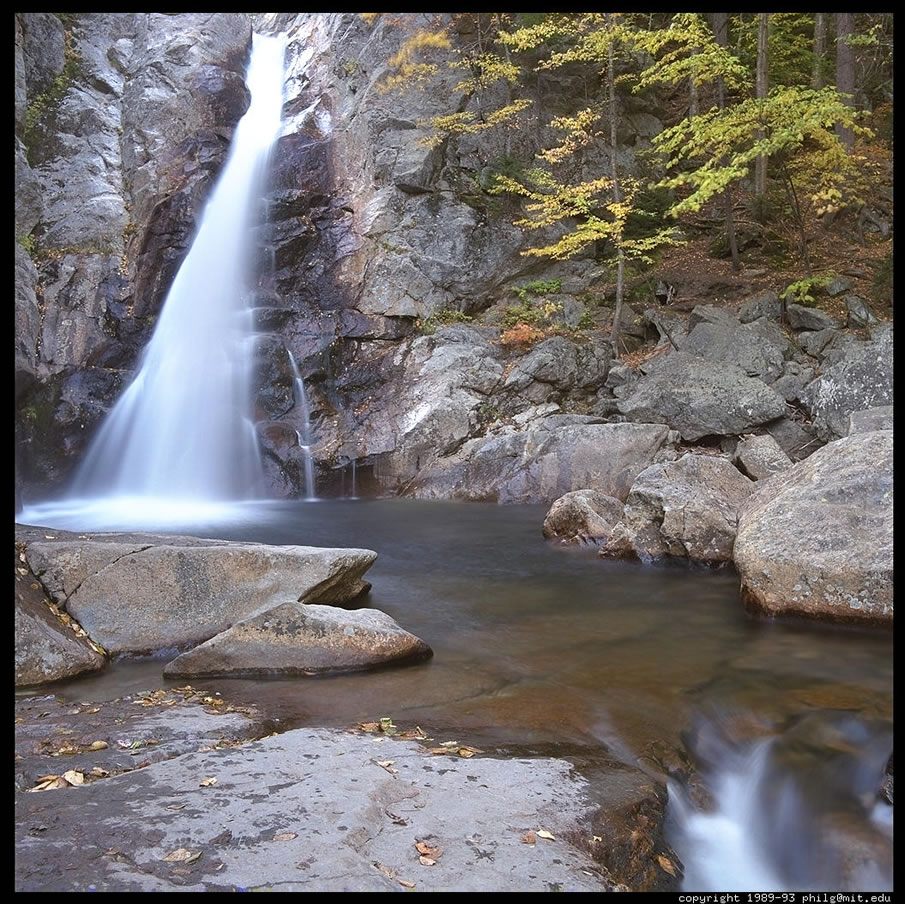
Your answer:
(16, 498), (893, 892)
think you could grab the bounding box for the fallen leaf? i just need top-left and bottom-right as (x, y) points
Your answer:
(273, 832), (297, 842)
(439, 740), (459, 749)
(415, 841), (441, 858)
(89, 767), (109, 777)
(162, 848), (202, 864)
(385, 808), (408, 826)
(376, 760), (398, 774)
(592, 835), (603, 843)
(85, 707), (100, 714)
(373, 861), (396, 879)
(199, 776), (217, 787)
(657, 855), (678, 877)
(62, 770), (85, 786)
(521, 831), (536, 845)
(30, 583), (40, 590)
(44, 535), (56, 539)
(536, 829), (556, 841)
(458, 747), (481, 758)
(88, 740), (108, 751)
(166, 803), (187, 810)
(428, 747), (450, 756)
(358, 722), (379, 733)
(418, 856), (436, 866)
(398, 879), (416, 888)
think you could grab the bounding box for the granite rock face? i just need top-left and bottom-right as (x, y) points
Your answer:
(733, 430), (893, 624)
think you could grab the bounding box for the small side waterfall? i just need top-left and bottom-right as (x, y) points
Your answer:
(667, 712), (893, 892)
(287, 350), (317, 501)
(23, 34), (287, 530)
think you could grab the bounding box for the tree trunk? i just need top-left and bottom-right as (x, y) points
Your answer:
(811, 13), (827, 89)
(712, 13), (741, 271)
(754, 13), (769, 199)
(689, 49), (699, 117)
(605, 14), (625, 356)
(836, 12), (855, 151)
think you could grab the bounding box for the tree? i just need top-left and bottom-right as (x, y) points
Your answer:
(754, 13), (769, 199)
(835, 13), (855, 150)
(811, 13), (827, 89)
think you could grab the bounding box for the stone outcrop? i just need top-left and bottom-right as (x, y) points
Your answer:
(616, 351), (787, 441)
(733, 430), (893, 624)
(163, 602), (432, 677)
(542, 490), (624, 545)
(403, 420), (671, 504)
(600, 453), (754, 563)
(20, 527), (377, 654)
(733, 434), (793, 480)
(15, 547), (105, 686)
(803, 325), (894, 441)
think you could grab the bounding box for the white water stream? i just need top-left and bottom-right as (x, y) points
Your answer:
(22, 33), (287, 529)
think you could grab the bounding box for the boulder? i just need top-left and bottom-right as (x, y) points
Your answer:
(15, 549), (105, 687)
(407, 421), (671, 504)
(733, 430), (893, 624)
(677, 314), (794, 383)
(616, 352), (787, 441)
(738, 290), (781, 323)
(600, 453), (754, 563)
(785, 303), (840, 331)
(803, 325), (893, 440)
(163, 602), (432, 678)
(848, 406), (893, 435)
(845, 296), (879, 328)
(542, 490), (624, 545)
(733, 434), (793, 480)
(21, 528), (377, 654)
(763, 416), (824, 462)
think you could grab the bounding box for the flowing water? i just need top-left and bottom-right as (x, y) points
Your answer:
(14, 26), (893, 894)
(48, 33), (287, 517)
(17, 500), (893, 891)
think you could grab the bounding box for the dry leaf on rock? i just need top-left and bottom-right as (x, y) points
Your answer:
(398, 879), (415, 888)
(418, 856), (436, 866)
(62, 770), (85, 786)
(373, 861), (396, 879)
(414, 841), (441, 857)
(88, 740), (108, 751)
(273, 832), (297, 842)
(376, 760), (398, 774)
(521, 831), (536, 845)
(166, 803), (186, 811)
(657, 855), (678, 877)
(536, 829), (556, 841)
(199, 776), (217, 787)
(162, 848), (202, 864)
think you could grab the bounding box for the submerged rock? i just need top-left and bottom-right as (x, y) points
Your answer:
(733, 430), (893, 624)
(600, 453), (754, 563)
(19, 527), (377, 654)
(163, 602), (432, 678)
(542, 490), (624, 545)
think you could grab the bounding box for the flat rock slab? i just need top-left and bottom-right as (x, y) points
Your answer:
(16, 726), (635, 892)
(15, 689), (277, 793)
(17, 526), (377, 655)
(164, 602), (433, 678)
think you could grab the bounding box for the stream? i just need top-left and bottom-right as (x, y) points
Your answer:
(17, 498), (894, 891)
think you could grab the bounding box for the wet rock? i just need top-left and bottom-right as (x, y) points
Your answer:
(19, 527), (377, 654)
(734, 430), (893, 624)
(163, 602), (432, 678)
(15, 549), (105, 687)
(616, 351), (787, 441)
(803, 325), (893, 440)
(15, 245), (40, 400)
(848, 405), (893, 435)
(785, 303), (839, 332)
(733, 434), (793, 480)
(542, 490), (624, 545)
(407, 421), (670, 504)
(600, 453), (754, 563)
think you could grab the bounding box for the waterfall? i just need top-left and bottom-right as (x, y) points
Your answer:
(22, 34), (286, 530)
(287, 350), (317, 501)
(667, 712), (893, 892)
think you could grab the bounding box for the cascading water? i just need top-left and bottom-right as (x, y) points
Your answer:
(667, 712), (893, 892)
(287, 350), (317, 501)
(20, 33), (287, 530)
